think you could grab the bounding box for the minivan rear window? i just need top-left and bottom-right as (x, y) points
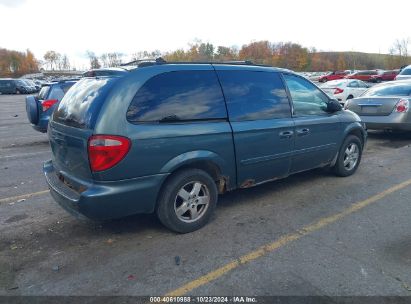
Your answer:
(53, 78), (113, 129)
(126, 71), (227, 123)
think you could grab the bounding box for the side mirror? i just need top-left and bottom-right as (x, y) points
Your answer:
(327, 99), (342, 112)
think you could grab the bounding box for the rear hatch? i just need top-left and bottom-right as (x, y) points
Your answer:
(346, 97), (400, 116)
(48, 77), (120, 180)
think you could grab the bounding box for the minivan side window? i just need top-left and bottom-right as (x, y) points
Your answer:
(127, 71), (226, 123)
(217, 71), (291, 121)
(283, 74), (329, 116)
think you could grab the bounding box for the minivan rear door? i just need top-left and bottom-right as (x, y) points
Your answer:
(216, 68), (294, 187)
(49, 77), (118, 180)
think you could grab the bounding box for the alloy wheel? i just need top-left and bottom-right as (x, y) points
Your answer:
(174, 181), (210, 223)
(343, 143), (359, 171)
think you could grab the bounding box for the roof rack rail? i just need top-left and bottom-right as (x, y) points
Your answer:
(121, 57), (273, 68)
(163, 60), (256, 65)
(121, 57), (166, 67)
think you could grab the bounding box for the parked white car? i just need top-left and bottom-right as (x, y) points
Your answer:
(320, 79), (370, 105)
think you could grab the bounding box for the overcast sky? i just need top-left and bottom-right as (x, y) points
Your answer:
(0, 0), (410, 69)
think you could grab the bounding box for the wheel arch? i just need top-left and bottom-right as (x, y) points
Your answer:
(159, 150), (233, 194)
(331, 123), (366, 167)
(344, 123), (366, 147)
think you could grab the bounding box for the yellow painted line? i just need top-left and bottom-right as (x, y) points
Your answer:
(166, 178), (411, 296)
(0, 190), (49, 205)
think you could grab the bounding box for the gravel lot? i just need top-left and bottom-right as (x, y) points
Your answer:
(1, 94), (411, 298)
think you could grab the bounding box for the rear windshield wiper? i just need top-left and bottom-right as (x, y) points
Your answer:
(59, 116), (85, 127)
(159, 115), (181, 123)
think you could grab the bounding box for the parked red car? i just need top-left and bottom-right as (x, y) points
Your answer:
(369, 70), (399, 82)
(345, 70), (379, 82)
(318, 71), (349, 82)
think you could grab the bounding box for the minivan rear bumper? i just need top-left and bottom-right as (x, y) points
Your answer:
(43, 160), (169, 220)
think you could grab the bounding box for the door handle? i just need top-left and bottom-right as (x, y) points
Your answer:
(296, 128), (310, 136)
(279, 130), (294, 139)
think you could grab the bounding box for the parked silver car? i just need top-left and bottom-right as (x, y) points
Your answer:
(396, 65), (411, 80)
(345, 80), (411, 131)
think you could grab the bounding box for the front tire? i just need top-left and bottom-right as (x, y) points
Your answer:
(156, 169), (218, 233)
(332, 135), (362, 177)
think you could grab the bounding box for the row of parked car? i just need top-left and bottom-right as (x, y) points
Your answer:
(303, 65), (411, 84)
(0, 78), (43, 94)
(0, 77), (80, 95)
(20, 59), (411, 233)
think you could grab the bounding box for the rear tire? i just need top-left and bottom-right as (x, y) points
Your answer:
(15, 89), (21, 94)
(156, 169), (218, 233)
(346, 95), (354, 100)
(332, 135), (362, 177)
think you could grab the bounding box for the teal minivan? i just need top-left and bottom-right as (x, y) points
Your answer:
(44, 60), (366, 233)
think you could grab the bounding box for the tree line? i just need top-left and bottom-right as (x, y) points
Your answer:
(53, 38), (411, 71)
(162, 39), (411, 71)
(0, 48), (39, 77)
(1, 38), (410, 77)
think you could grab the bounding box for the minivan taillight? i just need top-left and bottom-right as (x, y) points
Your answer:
(41, 99), (58, 111)
(88, 135), (131, 172)
(395, 99), (409, 113)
